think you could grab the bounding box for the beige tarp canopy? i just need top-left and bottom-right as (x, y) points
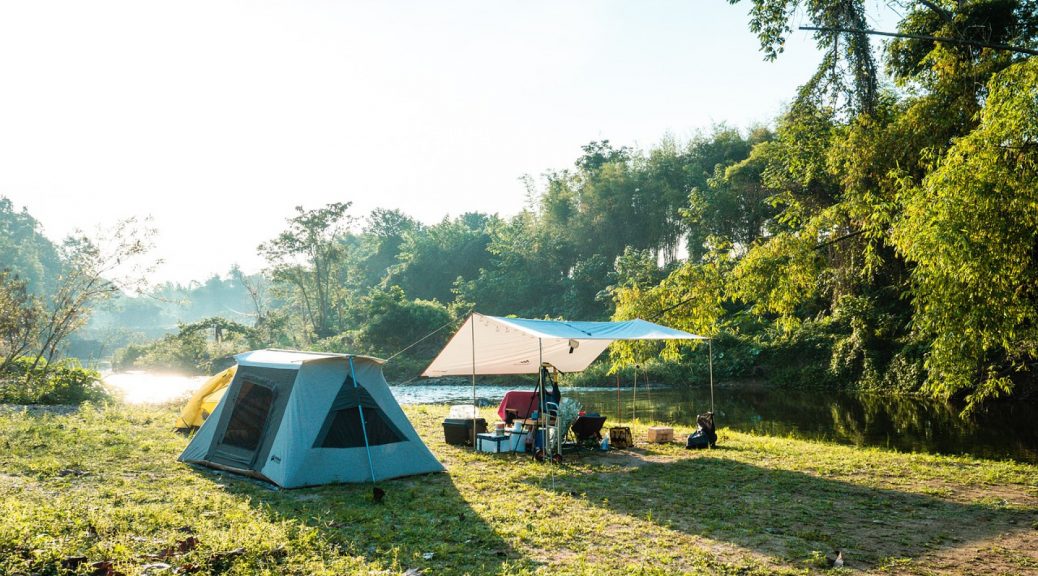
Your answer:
(422, 313), (705, 377)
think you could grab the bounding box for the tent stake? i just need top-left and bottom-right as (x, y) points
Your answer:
(348, 356), (379, 500)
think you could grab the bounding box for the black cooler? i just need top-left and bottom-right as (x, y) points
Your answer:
(442, 418), (487, 445)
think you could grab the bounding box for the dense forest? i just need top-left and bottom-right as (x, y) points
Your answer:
(1, 0), (1036, 413)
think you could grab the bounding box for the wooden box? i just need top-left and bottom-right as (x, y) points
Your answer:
(646, 426), (674, 443)
(609, 426), (633, 448)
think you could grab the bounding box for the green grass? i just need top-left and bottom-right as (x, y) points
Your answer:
(1, 404), (1036, 575)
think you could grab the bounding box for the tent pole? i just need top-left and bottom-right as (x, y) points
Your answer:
(646, 366), (652, 422)
(538, 339), (546, 456)
(616, 374), (621, 425)
(348, 356), (377, 489)
(471, 314), (477, 449)
(708, 338), (715, 414)
(632, 365), (637, 422)
(554, 366), (561, 456)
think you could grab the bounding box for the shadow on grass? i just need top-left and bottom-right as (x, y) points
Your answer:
(194, 468), (523, 575)
(526, 455), (1035, 569)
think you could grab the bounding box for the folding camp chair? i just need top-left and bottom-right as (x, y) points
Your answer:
(569, 415), (607, 448)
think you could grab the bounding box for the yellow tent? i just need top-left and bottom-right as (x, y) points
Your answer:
(174, 366), (236, 429)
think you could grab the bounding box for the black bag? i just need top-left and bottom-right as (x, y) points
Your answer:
(685, 411), (717, 449)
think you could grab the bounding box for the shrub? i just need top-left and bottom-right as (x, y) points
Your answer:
(0, 356), (109, 404)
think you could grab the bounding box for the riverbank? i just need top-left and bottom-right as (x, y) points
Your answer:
(1, 403), (1036, 575)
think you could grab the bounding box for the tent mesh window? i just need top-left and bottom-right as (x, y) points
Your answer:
(315, 377), (405, 448)
(222, 380), (274, 451)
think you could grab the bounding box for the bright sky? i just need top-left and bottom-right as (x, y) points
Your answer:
(0, 1), (898, 285)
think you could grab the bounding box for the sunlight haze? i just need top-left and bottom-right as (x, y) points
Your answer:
(2, 1), (842, 284)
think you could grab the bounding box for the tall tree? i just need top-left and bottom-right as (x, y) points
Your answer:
(892, 57), (1038, 409)
(258, 203), (354, 340)
(31, 218), (156, 373)
(0, 271), (41, 373)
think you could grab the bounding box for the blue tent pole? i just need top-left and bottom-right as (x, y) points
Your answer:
(349, 356), (377, 487)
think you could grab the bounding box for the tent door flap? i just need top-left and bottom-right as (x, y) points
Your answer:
(211, 379), (278, 468)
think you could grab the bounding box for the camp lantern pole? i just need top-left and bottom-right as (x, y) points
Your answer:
(348, 356), (378, 493)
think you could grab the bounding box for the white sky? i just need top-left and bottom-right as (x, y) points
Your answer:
(0, 1), (898, 285)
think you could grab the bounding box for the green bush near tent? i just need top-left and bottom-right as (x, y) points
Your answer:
(0, 356), (108, 405)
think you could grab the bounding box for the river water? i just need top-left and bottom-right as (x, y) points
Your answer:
(104, 373), (1038, 464)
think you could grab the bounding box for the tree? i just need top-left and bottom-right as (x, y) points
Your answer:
(0, 270), (42, 373)
(728, 0), (877, 114)
(259, 203), (354, 339)
(389, 213), (498, 304)
(360, 208), (422, 287)
(0, 197), (62, 295)
(892, 57), (1038, 409)
(30, 217), (157, 374)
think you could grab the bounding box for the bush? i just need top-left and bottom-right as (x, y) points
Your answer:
(0, 356), (109, 404)
(112, 317), (255, 375)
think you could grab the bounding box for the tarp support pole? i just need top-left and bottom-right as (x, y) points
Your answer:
(349, 356), (377, 487)
(708, 339), (715, 414)
(632, 365), (637, 422)
(538, 339), (545, 454)
(471, 314), (477, 448)
(646, 366), (652, 422)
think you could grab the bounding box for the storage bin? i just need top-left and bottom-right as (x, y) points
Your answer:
(509, 430), (529, 453)
(442, 418), (487, 445)
(476, 432), (511, 453)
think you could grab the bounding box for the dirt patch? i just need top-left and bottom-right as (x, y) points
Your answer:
(888, 527), (1038, 575)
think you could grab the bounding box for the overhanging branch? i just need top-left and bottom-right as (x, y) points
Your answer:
(799, 25), (1038, 56)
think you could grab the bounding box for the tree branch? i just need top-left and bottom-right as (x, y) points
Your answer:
(799, 25), (1038, 56)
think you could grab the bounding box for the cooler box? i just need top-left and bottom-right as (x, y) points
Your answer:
(476, 432), (511, 453)
(442, 418), (488, 445)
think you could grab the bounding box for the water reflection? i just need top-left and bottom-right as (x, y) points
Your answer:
(105, 371), (1037, 463)
(392, 382), (1038, 463)
(103, 372), (207, 404)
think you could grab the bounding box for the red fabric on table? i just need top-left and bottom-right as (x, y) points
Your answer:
(497, 390), (540, 421)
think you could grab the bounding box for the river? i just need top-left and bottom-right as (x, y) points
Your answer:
(104, 373), (1038, 463)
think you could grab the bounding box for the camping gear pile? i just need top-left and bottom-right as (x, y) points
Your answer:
(423, 313), (707, 460)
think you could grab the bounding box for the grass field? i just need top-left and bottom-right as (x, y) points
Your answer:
(1, 403), (1036, 575)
